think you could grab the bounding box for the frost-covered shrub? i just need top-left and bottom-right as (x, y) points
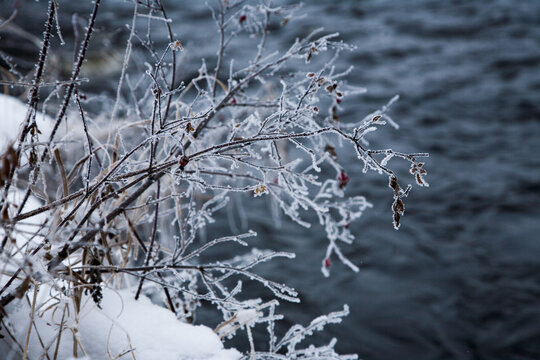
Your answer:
(0, 1), (428, 359)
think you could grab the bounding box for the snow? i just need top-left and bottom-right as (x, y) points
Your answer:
(1, 288), (242, 360)
(0, 94), (53, 147)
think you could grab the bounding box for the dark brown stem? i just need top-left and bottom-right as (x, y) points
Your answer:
(135, 179), (161, 300)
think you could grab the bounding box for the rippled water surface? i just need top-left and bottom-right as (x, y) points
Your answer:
(2, 1), (539, 359)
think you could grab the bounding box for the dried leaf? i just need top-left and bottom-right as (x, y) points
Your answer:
(185, 122), (195, 134)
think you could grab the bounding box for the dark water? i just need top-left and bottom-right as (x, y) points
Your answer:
(2, 0), (540, 359)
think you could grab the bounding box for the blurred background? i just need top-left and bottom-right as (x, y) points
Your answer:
(1, 1), (539, 359)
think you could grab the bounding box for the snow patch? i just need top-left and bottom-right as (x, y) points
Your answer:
(0, 287), (242, 360)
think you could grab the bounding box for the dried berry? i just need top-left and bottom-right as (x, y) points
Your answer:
(239, 14), (247, 23)
(323, 258), (331, 269)
(337, 170), (350, 189)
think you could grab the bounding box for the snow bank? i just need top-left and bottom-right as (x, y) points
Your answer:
(1, 288), (242, 360)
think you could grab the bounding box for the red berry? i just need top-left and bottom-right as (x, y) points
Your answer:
(337, 170), (349, 189)
(230, 97), (237, 104)
(239, 14), (247, 23)
(336, 98), (342, 104)
(323, 258), (331, 268)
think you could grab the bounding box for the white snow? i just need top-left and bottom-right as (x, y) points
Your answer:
(0, 93), (53, 147)
(1, 287), (242, 360)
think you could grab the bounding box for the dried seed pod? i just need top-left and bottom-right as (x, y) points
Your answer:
(331, 106), (339, 121)
(326, 83), (337, 93)
(393, 198), (404, 214)
(253, 184), (268, 197)
(306, 50), (313, 62)
(389, 175), (399, 195)
(393, 211), (401, 229)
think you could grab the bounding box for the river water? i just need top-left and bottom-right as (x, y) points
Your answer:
(2, 1), (539, 359)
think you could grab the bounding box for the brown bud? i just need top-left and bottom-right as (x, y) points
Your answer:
(179, 156), (189, 170)
(324, 145), (337, 159)
(331, 106), (339, 121)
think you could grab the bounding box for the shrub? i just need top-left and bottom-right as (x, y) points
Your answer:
(0, 1), (428, 359)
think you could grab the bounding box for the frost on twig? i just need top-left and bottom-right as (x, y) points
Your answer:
(0, 0), (428, 358)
